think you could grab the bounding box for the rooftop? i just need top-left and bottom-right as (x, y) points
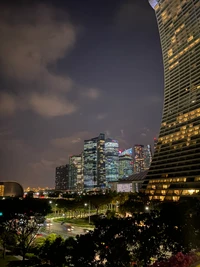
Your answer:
(119, 170), (148, 182)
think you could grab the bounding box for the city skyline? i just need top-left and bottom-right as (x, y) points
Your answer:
(55, 133), (152, 191)
(0, 0), (163, 188)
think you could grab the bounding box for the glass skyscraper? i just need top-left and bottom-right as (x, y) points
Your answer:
(134, 145), (145, 173)
(119, 154), (133, 179)
(143, 0), (200, 201)
(55, 165), (69, 190)
(69, 154), (84, 191)
(97, 133), (106, 188)
(105, 138), (119, 182)
(119, 148), (133, 157)
(83, 133), (105, 188)
(144, 145), (152, 170)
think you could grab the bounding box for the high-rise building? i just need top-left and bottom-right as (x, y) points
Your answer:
(105, 138), (119, 182)
(119, 154), (133, 179)
(69, 154), (84, 191)
(119, 148), (133, 157)
(134, 145), (145, 173)
(144, 145), (152, 170)
(83, 133), (105, 188)
(97, 133), (106, 188)
(55, 165), (69, 190)
(143, 0), (200, 201)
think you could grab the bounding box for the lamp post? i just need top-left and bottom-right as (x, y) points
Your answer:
(145, 206), (150, 212)
(55, 204), (58, 216)
(84, 202), (90, 224)
(48, 201), (53, 232)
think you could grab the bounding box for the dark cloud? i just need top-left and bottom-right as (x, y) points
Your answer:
(0, 3), (77, 117)
(0, 0), (163, 188)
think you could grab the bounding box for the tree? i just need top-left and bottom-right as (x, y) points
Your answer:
(0, 198), (52, 218)
(10, 214), (41, 261)
(37, 234), (77, 267)
(119, 193), (149, 215)
(70, 233), (97, 267)
(83, 194), (113, 214)
(39, 234), (66, 267)
(0, 221), (17, 258)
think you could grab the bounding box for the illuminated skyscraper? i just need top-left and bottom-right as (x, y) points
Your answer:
(119, 148), (133, 157)
(119, 154), (133, 179)
(143, 0), (200, 201)
(144, 145), (152, 170)
(134, 145), (145, 173)
(55, 165), (69, 190)
(69, 154), (84, 191)
(105, 138), (119, 182)
(83, 133), (105, 188)
(97, 133), (106, 187)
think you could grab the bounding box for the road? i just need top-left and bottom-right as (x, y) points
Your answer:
(42, 221), (93, 238)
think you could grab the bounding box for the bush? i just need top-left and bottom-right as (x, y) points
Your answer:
(150, 252), (200, 267)
(25, 253), (39, 260)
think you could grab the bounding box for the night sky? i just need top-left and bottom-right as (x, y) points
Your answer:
(0, 0), (164, 188)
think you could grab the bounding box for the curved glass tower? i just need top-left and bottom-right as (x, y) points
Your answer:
(143, 0), (200, 201)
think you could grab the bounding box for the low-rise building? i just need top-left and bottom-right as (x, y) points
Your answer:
(109, 170), (148, 193)
(0, 181), (24, 197)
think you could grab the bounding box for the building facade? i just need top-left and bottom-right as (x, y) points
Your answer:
(0, 181), (24, 198)
(134, 145), (145, 173)
(109, 171), (148, 193)
(143, 0), (200, 201)
(119, 154), (133, 179)
(105, 138), (119, 183)
(83, 133), (105, 189)
(55, 165), (69, 190)
(97, 133), (106, 188)
(69, 154), (84, 191)
(119, 148), (133, 157)
(153, 138), (158, 154)
(143, 145), (152, 170)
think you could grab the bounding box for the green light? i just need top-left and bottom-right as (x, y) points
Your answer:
(0, 212), (3, 216)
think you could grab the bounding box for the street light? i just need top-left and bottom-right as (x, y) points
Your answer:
(145, 206), (149, 211)
(84, 202), (90, 224)
(49, 201), (52, 204)
(55, 204), (58, 216)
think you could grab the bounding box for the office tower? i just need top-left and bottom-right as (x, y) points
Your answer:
(97, 133), (106, 188)
(134, 145), (145, 173)
(55, 165), (69, 190)
(144, 145), (152, 170)
(143, 0), (200, 201)
(153, 138), (158, 154)
(69, 154), (84, 191)
(105, 138), (119, 182)
(119, 154), (133, 179)
(119, 148), (133, 157)
(83, 133), (105, 188)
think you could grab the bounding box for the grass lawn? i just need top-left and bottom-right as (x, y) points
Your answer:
(0, 252), (19, 267)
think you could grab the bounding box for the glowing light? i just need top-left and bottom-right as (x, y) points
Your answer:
(188, 190), (195, 195)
